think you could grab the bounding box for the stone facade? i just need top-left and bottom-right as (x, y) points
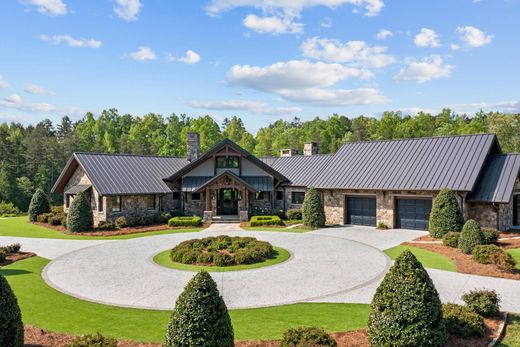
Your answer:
(468, 203), (498, 230)
(184, 192), (206, 216)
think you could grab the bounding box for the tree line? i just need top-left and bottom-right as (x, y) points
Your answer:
(0, 108), (519, 210)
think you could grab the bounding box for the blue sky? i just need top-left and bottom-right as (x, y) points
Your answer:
(0, 0), (519, 133)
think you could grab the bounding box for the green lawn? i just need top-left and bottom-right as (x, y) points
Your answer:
(384, 245), (457, 272)
(499, 314), (520, 346)
(241, 226), (313, 233)
(506, 248), (520, 270)
(1, 257), (369, 342)
(153, 246), (291, 272)
(0, 216), (202, 240)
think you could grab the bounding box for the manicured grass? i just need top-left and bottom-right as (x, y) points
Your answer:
(498, 313), (520, 347)
(1, 257), (369, 342)
(384, 245), (457, 272)
(153, 246), (291, 272)
(242, 226), (313, 233)
(0, 216), (202, 239)
(506, 248), (520, 270)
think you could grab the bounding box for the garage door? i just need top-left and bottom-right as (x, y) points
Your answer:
(346, 196), (376, 226)
(395, 198), (432, 230)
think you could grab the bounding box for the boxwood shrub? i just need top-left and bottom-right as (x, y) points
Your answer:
(28, 188), (51, 222)
(458, 219), (485, 254)
(0, 272), (24, 347)
(482, 228), (500, 244)
(250, 215), (284, 227)
(429, 188), (464, 238)
(36, 212), (54, 223)
(490, 251), (516, 272)
(168, 216), (202, 227)
(442, 232), (461, 248)
(286, 209), (303, 220)
(462, 289), (500, 317)
(166, 271), (233, 347)
(442, 303), (485, 338)
(472, 244), (501, 264)
(280, 327), (337, 347)
(368, 250), (445, 346)
(69, 333), (117, 347)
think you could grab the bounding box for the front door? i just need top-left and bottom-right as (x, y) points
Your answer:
(218, 188), (238, 215)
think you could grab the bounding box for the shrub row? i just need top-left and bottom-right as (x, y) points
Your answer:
(115, 213), (167, 228)
(250, 215), (284, 227)
(168, 216), (203, 227)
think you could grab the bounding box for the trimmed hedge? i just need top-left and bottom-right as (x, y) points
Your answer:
(442, 303), (485, 338)
(286, 209), (303, 220)
(429, 188), (464, 238)
(442, 232), (460, 248)
(170, 235), (273, 266)
(69, 333), (117, 347)
(250, 215), (284, 227)
(67, 192), (93, 232)
(166, 271), (233, 347)
(368, 250), (445, 347)
(0, 272), (24, 347)
(302, 187), (325, 228)
(168, 216), (202, 227)
(280, 327), (337, 347)
(28, 188), (50, 222)
(458, 219), (485, 254)
(462, 289), (500, 317)
(482, 228), (499, 244)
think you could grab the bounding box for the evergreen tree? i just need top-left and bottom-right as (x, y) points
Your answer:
(67, 192), (93, 232)
(28, 188), (50, 221)
(458, 219), (485, 254)
(0, 272), (24, 347)
(368, 250), (445, 347)
(302, 187), (326, 228)
(429, 188), (464, 238)
(166, 271), (234, 347)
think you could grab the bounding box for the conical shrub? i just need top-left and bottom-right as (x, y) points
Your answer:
(368, 250), (445, 347)
(66, 191), (93, 232)
(166, 270), (234, 347)
(0, 272), (24, 347)
(302, 187), (325, 228)
(458, 219), (485, 254)
(429, 188), (464, 238)
(28, 188), (50, 222)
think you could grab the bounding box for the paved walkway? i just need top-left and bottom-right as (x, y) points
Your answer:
(3, 224), (520, 312)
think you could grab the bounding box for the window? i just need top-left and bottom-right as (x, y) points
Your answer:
(291, 192), (305, 204)
(256, 192), (271, 200)
(111, 196), (122, 212)
(276, 191), (284, 200)
(192, 192), (201, 200)
(216, 156), (239, 168)
(98, 196), (103, 212)
(173, 191), (180, 200)
(145, 195), (156, 210)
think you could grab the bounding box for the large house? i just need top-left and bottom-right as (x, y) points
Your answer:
(51, 132), (520, 231)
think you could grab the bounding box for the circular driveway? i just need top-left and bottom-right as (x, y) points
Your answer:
(43, 228), (390, 310)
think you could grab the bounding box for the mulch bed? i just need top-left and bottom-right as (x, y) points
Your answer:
(0, 252), (36, 266)
(33, 222), (205, 237)
(23, 317), (505, 347)
(403, 241), (520, 280)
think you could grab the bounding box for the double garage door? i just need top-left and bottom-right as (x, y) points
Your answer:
(345, 196), (432, 230)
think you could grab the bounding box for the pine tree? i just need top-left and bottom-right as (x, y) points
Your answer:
(0, 272), (24, 347)
(166, 271), (234, 347)
(302, 187), (325, 228)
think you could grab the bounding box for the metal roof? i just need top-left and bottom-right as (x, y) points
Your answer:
(260, 154), (334, 187)
(182, 176), (212, 192)
(313, 134), (498, 191)
(64, 184), (91, 195)
(467, 154), (520, 203)
(242, 176), (273, 191)
(53, 153), (188, 195)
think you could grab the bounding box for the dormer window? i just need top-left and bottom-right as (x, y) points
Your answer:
(216, 156), (239, 168)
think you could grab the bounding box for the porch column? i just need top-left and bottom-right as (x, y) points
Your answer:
(205, 188), (211, 211)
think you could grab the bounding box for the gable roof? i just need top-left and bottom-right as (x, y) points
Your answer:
(164, 139), (288, 183)
(313, 133), (499, 191)
(51, 153), (188, 195)
(260, 154), (334, 187)
(467, 154), (520, 203)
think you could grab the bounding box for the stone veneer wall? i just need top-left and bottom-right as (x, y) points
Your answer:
(468, 203), (498, 230)
(184, 192), (205, 216)
(106, 194), (162, 222)
(249, 192), (273, 213)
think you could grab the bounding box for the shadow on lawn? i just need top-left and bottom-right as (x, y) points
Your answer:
(0, 269), (31, 276)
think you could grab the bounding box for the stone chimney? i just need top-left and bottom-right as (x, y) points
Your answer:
(280, 148), (299, 157)
(187, 132), (200, 162)
(304, 142), (319, 156)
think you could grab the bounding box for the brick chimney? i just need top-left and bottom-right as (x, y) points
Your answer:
(304, 142), (319, 156)
(187, 132), (200, 162)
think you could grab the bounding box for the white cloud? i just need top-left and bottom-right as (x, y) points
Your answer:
(4, 94), (23, 104)
(25, 0), (67, 16)
(0, 94), (57, 113)
(277, 87), (389, 106)
(320, 17), (333, 28)
(414, 28), (441, 47)
(189, 99), (302, 115)
(0, 75), (9, 89)
(130, 46), (156, 61)
(450, 43), (460, 51)
(24, 84), (53, 95)
(376, 29), (392, 40)
(40, 34), (102, 48)
(206, 0), (385, 17)
(165, 50), (201, 64)
(456, 26), (493, 48)
(395, 55), (453, 83)
(449, 100), (519, 114)
(243, 14), (303, 34)
(114, 0), (142, 21)
(301, 37), (395, 68)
